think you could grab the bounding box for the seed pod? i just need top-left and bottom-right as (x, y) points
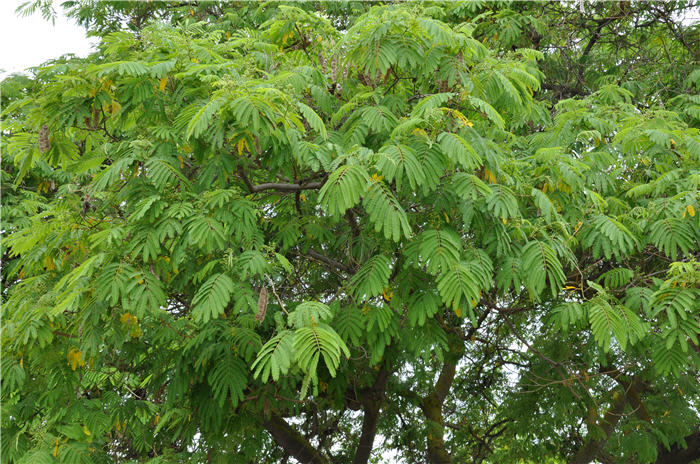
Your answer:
(318, 50), (327, 73)
(331, 55), (338, 82)
(256, 286), (269, 323)
(38, 124), (50, 153)
(91, 106), (101, 129)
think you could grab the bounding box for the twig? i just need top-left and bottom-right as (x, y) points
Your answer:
(265, 274), (289, 316)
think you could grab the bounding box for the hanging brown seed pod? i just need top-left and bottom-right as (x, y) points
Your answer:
(255, 286), (269, 323)
(318, 50), (327, 73)
(91, 106), (101, 129)
(38, 124), (50, 153)
(331, 55), (338, 82)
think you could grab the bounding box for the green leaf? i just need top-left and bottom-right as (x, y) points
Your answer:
(318, 164), (370, 217)
(289, 301), (334, 328)
(298, 102), (328, 140)
(521, 240), (565, 299)
(349, 255), (392, 301)
(438, 132), (482, 170)
(437, 261), (482, 312)
(416, 228), (462, 275)
(252, 330), (294, 382)
(363, 180), (412, 241)
(185, 97), (225, 139)
(191, 273), (235, 324)
(376, 144), (425, 192)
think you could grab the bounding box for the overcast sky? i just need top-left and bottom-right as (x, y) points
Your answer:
(0, 0), (96, 79)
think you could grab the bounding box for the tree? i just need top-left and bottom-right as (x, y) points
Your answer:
(2, 2), (699, 463)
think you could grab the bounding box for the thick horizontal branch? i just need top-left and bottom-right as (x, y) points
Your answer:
(306, 249), (353, 273)
(263, 413), (329, 464)
(238, 167), (325, 193)
(249, 181), (325, 193)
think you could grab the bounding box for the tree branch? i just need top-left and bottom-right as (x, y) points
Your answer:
(305, 249), (353, 273)
(656, 429), (700, 464)
(352, 365), (392, 464)
(569, 389), (628, 464)
(238, 167), (325, 193)
(420, 333), (465, 464)
(263, 413), (329, 464)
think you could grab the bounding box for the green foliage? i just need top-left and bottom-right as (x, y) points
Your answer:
(2, 1), (699, 463)
(191, 273), (235, 324)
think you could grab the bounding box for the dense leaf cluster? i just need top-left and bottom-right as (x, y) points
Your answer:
(2, 2), (699, 463)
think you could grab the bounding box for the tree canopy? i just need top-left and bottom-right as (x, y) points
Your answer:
(2, 2), (699, 463)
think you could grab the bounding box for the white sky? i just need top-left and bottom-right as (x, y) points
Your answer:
(0, 0), (97, 79)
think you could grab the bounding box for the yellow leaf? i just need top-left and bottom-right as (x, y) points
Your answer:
(455, 307), (462, 318)
(52, 445), (59, 457)
(670, 138), (676, 148)
(444, 212), (450, 223)
(67, 348), (85, 371)
(483, 168), (496, 184)
(191, 57), (198, 63)
(159, 77), (167, 91)
(19, 357), (23, 368)
(226, 31), (231, 38)
(300, 193), (307, 202)
(237, 138), (249, 155)
(685, 204), (695, 217)
(382, 288), (393, 302)
(111, 100), (121, 115)
(44, 255), (56, 271)
(83, 425), (91, 436)
(412, 127), (427, 137)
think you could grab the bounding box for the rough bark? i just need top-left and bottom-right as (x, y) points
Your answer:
(263, 414), (329, 464)
(656, 430), (700, 464)
(569, 390), (628, 464)
(420, 334), (465, 464)
(352, 365), (392, 464)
